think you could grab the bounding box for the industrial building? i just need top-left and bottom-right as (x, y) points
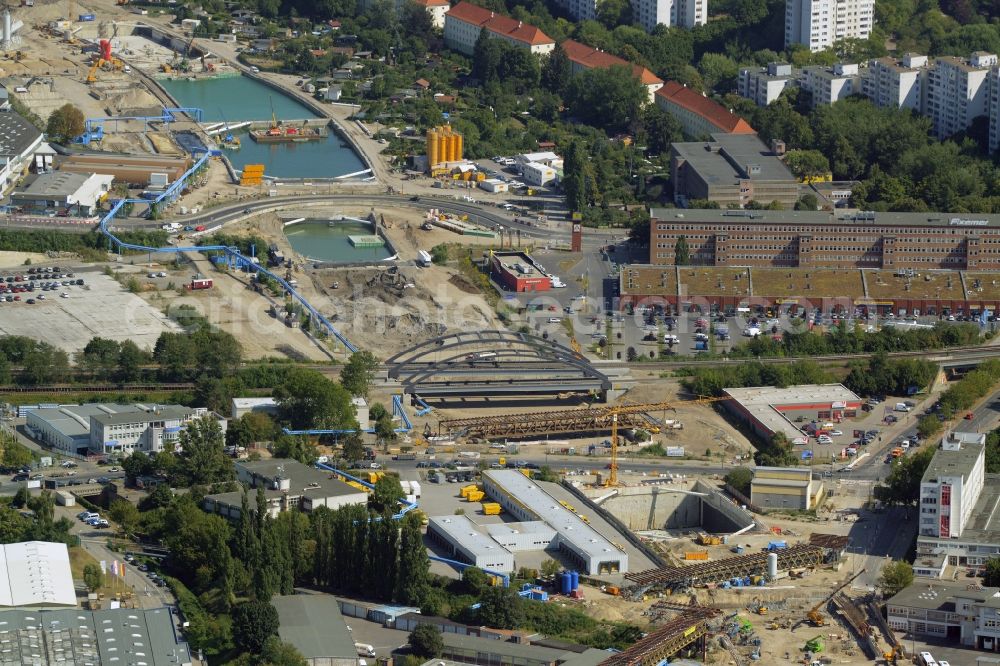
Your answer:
(203, 459), (368, 519)
(481, 470), (628, 575)
(0, 111), (43, 193)
(26, 403), (216, 457)
(669, 134), (799, 209)
(521, 161), (557, 186)
(647, 208), (1000, 269)
(272, 594), (359, 666)
(750, 467), (825, 511)
(443, 2), (554, 56)
(887, 580), (1000, 652)
(427, 515), (517, 572)
(10, 172), (113, 216)
(0, 607), (192, 665)
(654, 81), (755, 139)
(722, 384), (862, 442)
(0, 541), (75, 607)
(489, 251), (553, 292)
(55, 153), (190, 187)
(433, 634), (611, 666)
(231, 397), (280, 420)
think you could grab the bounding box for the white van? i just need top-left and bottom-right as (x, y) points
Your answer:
(743, 326), (761, 337)
(355, 643), (375, 657)
(918, 652), (937, 666)
(895, 403), (912, 412)
(80, 512), (99, 522)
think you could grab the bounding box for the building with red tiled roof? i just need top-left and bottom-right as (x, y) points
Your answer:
(561, 39), (663, 103)
(654, 81), (756, 138)
(411, 0), (451, 29)
(444, 1), (555, 56)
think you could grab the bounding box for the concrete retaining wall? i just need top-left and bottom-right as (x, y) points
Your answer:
(693, 479), (756, 533)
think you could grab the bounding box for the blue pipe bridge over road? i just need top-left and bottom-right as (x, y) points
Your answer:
(97, 161), (357, 352)
(385, 330), (612, 401)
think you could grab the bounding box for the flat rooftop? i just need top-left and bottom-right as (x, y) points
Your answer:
(429, 514), (514, 560)
(272, 594), (355, 660)
(14, 171), (90, 198)
(0, 541), (75, 607)
(672, 133), (796, 184)
(91, 405), (192, 426)
(956, 473), (1000, 542)
(651, 208), (1000, 229)
(923, 438), (985, 483)
(494, 251), (544, 275)
(889, 580), (1000, 612)
(483, 470), (625, 566)
(0, 607), (189, 665)
(237, 459), (363, 498)
(723, 384), (861, 440)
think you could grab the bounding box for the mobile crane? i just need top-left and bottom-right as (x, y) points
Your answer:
(794, 569), (866, 629)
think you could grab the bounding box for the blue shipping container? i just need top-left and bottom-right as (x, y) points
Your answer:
(79, 13), (95, 21)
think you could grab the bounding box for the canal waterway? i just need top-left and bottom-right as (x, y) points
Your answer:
(160, 75), (366, 178)
(285, 220), (393, 263)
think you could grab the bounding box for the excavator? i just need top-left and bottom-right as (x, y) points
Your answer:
(86, 39), (123, 84)
(794, 568), (866, 630)
(882, 646), (901, 665)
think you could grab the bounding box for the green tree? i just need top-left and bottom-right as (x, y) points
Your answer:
(478, 586), (524, 629)
(641, 104), (682, 155)
(878, 561), (913, 598)
(341, 432), (365, 463)
(541, 42), (571, 95)
(784, 149), (831, 180)
(232, 600), (280, 654)
(698, 53), (739, 91)
(260, 636), (308, 666)
(340, 351), (380, 398)
(409, 624), (444, 658)
(174, 416), (233, 486)
(46, 103), (85, 143)
(564, 66), (645, 133)
(397, 513), (430, 604)
(109, 498), (140, 536)
(674, 236), (690, 265)
(83, 563), (103, 592)
(984, 558), (1000, 586)
(116, 340), (147, 383)
(724, 467), (753, 495)
(430, 244), (449, 264)
(371, 475), (404, 513)
(795, 193), (819, 210)
(597, 0), (632, 27)
(562, 140), (594, 213)
(874, 446), (936, 507)
(540, 558), (561, 577)
(917, 415), (943, 440)
(463, 566), (490, 595)
(274, 368), (358, 430)
(1, 434), (33, 470)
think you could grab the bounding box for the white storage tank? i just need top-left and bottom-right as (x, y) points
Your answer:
(767, 552), (778, 579)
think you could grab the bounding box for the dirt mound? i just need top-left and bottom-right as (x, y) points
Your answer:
(448, 273), (479, 294)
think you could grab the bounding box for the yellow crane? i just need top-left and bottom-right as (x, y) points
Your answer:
(604, 396), (733, 488)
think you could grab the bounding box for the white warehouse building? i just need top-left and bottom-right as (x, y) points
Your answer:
(427, 515), (516, 572)
(481, 470), (628, 575)
(521, 162), (557, 187)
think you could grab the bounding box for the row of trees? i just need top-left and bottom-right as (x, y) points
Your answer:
(679, 359), (832, 396)
(731, 322), (985, 360)
(843, 354), (938, 398)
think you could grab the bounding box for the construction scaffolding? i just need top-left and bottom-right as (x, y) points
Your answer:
(625, 544), (824, 593)
(438, 401), (677, 439)
(598, 605), (722, 666)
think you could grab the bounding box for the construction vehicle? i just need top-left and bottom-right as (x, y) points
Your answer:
(883, 647), (900, 665)
(754, 606), (768, 615)
(796, 568), (866, 629)
(804, 635), (824, 654)
(697, 533), (722, 546)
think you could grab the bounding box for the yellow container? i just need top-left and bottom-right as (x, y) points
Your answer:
(482, 503), (502, 515)
(460, 484), (479, 498)
(467, 490), (485, 502)
(427, 128), (439, 167)
(684, 551), (709, 561)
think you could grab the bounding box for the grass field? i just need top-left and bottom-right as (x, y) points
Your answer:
(867, 270), (966, 300)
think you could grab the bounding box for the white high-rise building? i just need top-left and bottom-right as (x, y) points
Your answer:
(784, 0), (873, 52)
(799, 62), (860, 106)
(919, 431), (986, 542)
(553, 0), (705, 31)
(989, 68), (1000, 153)
(862, 53), (927, 111)
(926, 52), (996, 140)
(738, 62), (796, 107)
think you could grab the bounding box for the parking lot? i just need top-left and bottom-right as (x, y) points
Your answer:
(0, 269), (180, 354)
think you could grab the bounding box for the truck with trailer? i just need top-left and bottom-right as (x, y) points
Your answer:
(417, 250), (432, 267)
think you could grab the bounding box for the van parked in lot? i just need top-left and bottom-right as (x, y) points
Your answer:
(895, 402), (912, 412)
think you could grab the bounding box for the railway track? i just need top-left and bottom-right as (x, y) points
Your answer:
(0, 383), (197, 394)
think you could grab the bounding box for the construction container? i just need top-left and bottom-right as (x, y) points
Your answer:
(482, 502), (501, 515)
(605, 586), (620, 596)
(467, 490), (485, 502)
(684, 551), (710, 561)
(460, 484), (479, 498)
(697, 533), (722, 546)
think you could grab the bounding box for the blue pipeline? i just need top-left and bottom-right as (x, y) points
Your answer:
(313, 462), (417, 520)
(98, 194), (357, 352)
(85, 107), (204, 133)
(414, 396), (432, 416)
(428, 555), (510, 588)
